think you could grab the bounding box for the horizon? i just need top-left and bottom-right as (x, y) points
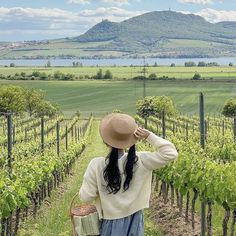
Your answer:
(0, 0), (236, 42)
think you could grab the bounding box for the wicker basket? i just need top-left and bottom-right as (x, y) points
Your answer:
(69, 193), (101, 236)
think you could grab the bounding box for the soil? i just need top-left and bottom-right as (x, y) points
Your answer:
(149, 194), (201, 236)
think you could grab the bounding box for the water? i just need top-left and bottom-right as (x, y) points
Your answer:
(0, 57), (235, 67)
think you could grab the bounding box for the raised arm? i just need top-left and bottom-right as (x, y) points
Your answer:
(134, 128), (178, 171)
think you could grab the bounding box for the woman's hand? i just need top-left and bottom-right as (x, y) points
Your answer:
(134, 127), (150, 140)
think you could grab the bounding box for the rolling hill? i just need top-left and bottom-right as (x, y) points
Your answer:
(1, 11), (236, 59)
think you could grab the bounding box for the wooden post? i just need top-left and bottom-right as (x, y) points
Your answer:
(56, 121), (60, 156)
(41, 117), (44, 153)
(7, 113), (13, 177)
(77, 127), (80, 141)
(162, 111), (166, 139)
(65, 123), (68, 151)
(234, 117), (236, 143)
(13, 125), (15, 145)
(144, 116), (147, 129)
(222, 120), (225, 136)
(200, 92), (206, 236)
(71, 125), (74, 141)
(186, 122), (188, 140)
(25, 128), (27, 142)
(75, 126), (78, 143)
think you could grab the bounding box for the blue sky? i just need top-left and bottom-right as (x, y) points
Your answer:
(0, 0), (235, 41)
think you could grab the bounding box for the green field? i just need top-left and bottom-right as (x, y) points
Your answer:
(1, 66), (236, 80)
(0, 80), (235, 117)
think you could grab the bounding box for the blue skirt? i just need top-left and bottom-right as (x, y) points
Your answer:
(100, 210), (144, 236)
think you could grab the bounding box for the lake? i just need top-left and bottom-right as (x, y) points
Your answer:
(0, 57), (236, 67)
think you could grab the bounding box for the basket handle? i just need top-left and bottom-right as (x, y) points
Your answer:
(69, 192), (80, 236)
(69, 192), (79, 216)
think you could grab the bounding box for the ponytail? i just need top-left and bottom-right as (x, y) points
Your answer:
(103, 147), (121, 194)
(123, 145), (138, 191)
(103, 145), (138, 194)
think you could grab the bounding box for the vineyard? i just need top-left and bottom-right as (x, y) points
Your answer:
(135, 101), (236, 235)
(0, 95), (236, 235)
(0, 113), (93, 235)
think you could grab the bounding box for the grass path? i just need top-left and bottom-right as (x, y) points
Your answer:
(18, 119), (161, 236)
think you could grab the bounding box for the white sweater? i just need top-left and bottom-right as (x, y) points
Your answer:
(79, 132), (178, 220)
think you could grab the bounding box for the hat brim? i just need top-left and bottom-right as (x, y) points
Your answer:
(99, 113), (138, 149)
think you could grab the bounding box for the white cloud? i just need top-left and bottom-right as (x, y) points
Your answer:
(0, 6), (144, 40)
(178, 0), (213, 5)
(67, 0), (90, 4)
(0, 6), (142, 22)
(196, 8), (236, 22)
(0, 29), (80, 36)
(81, 7), (138, 18)
(67, 0), (130, 6)
(0, 7), (77, 21)
(103, 0), (129, 6)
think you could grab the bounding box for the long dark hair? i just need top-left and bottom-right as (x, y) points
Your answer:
(103, 145), (138, 194)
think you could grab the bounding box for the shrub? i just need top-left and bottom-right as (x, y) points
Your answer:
(20, 72), (26, 77)
(133, 76), (147, 80)
(148, 73), (157, 80)
(54, 71), (63, 79)
(222, 99), (236, 118)
(32, 71), (41, 77)
(39, 72), (47, 80)
(192, 73), (201, 80)
(136, 96), (177, 119)
(103, 70), (113, 79)
(94, 69), (103, 80)
(185, 61), (196, 67)
(198, 61), (207, 67)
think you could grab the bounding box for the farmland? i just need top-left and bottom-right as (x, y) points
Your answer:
(0, 65), (236, 80)
(0, 80), (235, 117)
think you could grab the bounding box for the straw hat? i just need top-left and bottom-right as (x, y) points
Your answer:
(99, 113), (138, 149)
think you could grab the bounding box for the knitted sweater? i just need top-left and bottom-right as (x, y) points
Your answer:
(79, 132), (178, 220)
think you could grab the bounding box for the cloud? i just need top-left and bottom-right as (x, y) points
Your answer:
(178, 0), (213, 5)
(0, 7), (77, 21)
(102, 0), (129, 6)
(80, 7), (138, 18)
(67, 0), (90, 4)
(196, 8), (236, 22)
(0, 6), (143, 22)
(67, 0), (130, 6)
(0, 6), (144, 40)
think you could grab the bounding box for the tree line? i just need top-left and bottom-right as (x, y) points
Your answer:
(0, 70), (176, 81)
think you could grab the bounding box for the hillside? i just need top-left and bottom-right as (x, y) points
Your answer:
(1, 11), (236, 59)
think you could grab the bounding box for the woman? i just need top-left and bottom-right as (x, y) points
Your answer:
(79, 113), (178, 236)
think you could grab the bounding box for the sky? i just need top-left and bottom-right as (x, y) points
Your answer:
(0, 0), (235, 41)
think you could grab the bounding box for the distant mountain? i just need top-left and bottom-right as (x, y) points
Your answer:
(77, 11), (236, 43)
(216, 21), (236, 29)
(74, 11), (236, 57)
(1, 11), (236, 59)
